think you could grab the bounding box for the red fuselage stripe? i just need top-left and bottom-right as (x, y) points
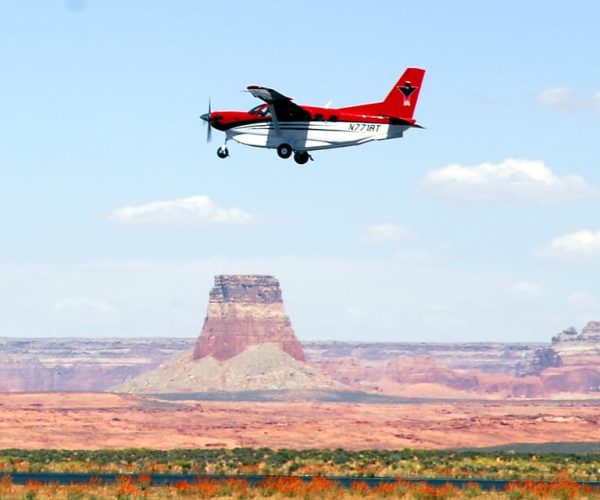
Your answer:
(210, 109), (414, 131)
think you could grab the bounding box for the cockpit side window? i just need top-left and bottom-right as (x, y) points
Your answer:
(248, 104), (264, 115)
(248, 104), (270, 117)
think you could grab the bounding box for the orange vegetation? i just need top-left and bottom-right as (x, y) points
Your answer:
(1, 473), (599, 499)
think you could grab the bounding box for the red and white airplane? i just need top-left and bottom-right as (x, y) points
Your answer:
(201, 67), (425, 164)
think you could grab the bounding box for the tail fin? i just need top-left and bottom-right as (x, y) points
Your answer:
(381, 67), (425, 119)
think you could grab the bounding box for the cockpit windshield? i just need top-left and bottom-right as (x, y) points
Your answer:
(248, 104), (270, 116)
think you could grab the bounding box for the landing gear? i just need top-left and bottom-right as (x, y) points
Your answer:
(293, 150), (310, 165)
(277, 143), (293, 159)
(217, 146), (229, 159)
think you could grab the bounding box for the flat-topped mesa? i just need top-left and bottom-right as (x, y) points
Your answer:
(208, 274), (283, 304)
(192, 275), (306, 362)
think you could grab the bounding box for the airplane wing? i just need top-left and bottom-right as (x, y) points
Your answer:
(247, 85), (310, 121)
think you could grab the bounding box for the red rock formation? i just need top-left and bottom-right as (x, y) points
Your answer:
(384, 356), (480, 391)
(552, 321), (600, 368)
(541, 367), (600, 393)
(192, 275), (305, 362)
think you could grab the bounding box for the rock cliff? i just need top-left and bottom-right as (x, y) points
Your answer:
(0, 338), (189, 392)
(192, 275), (305, 362)
(515, 347), (562, 377)
(552, 321), (600, 367)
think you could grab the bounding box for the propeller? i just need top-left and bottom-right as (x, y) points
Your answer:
(200, 100), (212, 143)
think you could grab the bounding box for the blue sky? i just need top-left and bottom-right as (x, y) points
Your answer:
(1, 0), (600, 342)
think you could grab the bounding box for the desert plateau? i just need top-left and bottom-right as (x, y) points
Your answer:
(1, 392), (600, 450)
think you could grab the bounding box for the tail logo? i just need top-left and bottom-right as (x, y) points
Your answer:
(398, 81), (417, 106)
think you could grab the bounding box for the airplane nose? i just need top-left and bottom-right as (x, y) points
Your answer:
(200, 113), (210, 122)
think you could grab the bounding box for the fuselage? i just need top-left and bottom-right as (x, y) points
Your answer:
(209, 104), (415, 151)
(202, 68), (425, 162)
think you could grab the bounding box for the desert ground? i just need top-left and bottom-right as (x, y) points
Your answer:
(1, 393), (599, 450)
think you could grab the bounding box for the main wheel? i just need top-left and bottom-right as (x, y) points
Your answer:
(294, 151), (309, 165)
(277, 143), (292, 159)
(217, 146), (229, 159)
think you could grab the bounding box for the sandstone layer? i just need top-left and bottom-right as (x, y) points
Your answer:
(193, 275), (305, 362)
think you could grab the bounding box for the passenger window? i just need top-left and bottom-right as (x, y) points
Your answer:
(315, 114), (324, 121)
(329, 116), (338, 122)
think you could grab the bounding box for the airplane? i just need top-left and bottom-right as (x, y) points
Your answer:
(200, 67), (425, 165)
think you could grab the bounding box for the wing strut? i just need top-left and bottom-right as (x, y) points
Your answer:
(269, 105), (281, 135)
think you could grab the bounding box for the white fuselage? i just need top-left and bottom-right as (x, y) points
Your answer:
(226, 121), (410, 151)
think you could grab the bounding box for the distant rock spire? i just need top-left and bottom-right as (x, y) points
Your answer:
(192, 275), (306, 362)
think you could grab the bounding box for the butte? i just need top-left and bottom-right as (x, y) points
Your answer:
(115, 275), (340, 393)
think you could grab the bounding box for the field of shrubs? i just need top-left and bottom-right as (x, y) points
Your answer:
(1, 448), (600, 481)
(1, 448), (600, 498)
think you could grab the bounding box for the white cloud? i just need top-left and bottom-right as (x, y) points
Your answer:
(422, 158), (597, 203)
(534, 87), (577, 112)
(534, 87), (600, 112)
(53, 297), (114, 315)
(361, 223), (415, 243)
(567, 291), (598, 309)
(111, 195), (258, 225)
(507, 281), (546, 299)
(541, 230), (600, 262)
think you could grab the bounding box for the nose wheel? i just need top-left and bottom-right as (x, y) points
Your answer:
(217, 146), (229, 159)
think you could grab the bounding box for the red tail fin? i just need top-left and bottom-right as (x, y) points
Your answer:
(381, 67), (425, 119)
